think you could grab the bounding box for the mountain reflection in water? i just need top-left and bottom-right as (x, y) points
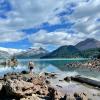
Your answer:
(0, 59), (100, 80)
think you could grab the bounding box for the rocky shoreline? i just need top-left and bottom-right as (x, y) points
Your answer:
(65, 59), (100, 71)
(0, 72), (62, 100)
(0, 59), (100, 100)
(0, 71), (86, 100)
(0, 71), (100, 100)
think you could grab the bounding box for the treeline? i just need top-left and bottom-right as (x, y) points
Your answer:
(81, 48), (100, 58)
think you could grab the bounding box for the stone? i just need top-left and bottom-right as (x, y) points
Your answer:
(64, 77), (71, 82)
(79, 93), (88, 100)
(45, 80), (50, 84)
(20, 94), (41, 100)
(74, 92), (80, 97)
(4, 79), (34, 98)
(56, 85), (62, 88)
(44, 72), (57, 79)
(47, 87), (63, 100)
(74, 92), (88, 100)
(21, 71), (28, 74)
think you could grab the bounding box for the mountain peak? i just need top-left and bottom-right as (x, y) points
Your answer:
(15, 47), (48, 59)
(84, 38), (98, 42)
(76, 38), (100, 50)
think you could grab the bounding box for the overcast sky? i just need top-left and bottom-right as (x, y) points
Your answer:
(0, 0), (100, 50)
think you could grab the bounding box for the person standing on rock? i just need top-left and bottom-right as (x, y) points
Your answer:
(28, 61), (35, 74)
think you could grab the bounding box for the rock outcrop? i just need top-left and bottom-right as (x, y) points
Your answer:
(4, 79), (34, 98)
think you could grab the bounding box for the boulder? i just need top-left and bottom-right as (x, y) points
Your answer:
(21, 71), (28, 74)
(64, 77), (71, 82)
(74, 92), (88, 100)
(79, 93), (88, 100)
(4, 79), (34, 98)
(47, 87), (63, 100)
(44, 72), (57, 79)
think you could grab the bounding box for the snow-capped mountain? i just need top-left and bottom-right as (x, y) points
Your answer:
(15, 47), (48, 59)
(0, 47), (23, 55)
(0, 50), (10, 59)
(0, 47), (48, 59)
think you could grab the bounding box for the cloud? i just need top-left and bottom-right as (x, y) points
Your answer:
(0, 0), (67, 30)
(0, 0), (66, 44)
(0, 30), (26, 42)
(0, 0), (100, 47)
(72, 0), (100, 19)
(0, 0), (83, 29)
(69, 0), (100, 39)
(28, 30), (85, 48)
(25, 0), (100, 48)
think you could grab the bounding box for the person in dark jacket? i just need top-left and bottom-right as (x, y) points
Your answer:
(28, 61), (34, 73)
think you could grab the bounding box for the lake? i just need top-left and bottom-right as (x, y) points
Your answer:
(0, 58), (100, 80)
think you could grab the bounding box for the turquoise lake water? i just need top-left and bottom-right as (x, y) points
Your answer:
(0, 59), (100, 80)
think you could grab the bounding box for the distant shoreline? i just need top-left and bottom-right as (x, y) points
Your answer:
(17, 58), (90, 61)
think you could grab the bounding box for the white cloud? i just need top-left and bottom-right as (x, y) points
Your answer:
(28, 0), (100, 48)
(0, 0), (67, 44)
(28, 30), (85, 47)
(1, 0), (85, 30)
(72, 0), (100, 19)
(0, 30), (26, 42)
(0, 0), (100, 46)
(67, 0), (100, 41)
(0, 0), (67, 30)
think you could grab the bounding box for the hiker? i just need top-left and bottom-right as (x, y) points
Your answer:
(28, 61), (35, 73)
(7, 60), (11, 66)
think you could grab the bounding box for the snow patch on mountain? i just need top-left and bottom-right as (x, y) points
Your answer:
(0, 47), (24, 55)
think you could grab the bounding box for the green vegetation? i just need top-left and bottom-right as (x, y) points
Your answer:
(81, 48), (100, 58)
(42, 46), (100, 59)
(42, 45), (82, 58)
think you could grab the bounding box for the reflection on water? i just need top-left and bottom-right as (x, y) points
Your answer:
(0, 59), (100, 80)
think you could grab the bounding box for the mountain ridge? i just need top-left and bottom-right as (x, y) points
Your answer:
(42, 45), (82, 58)
(15, 47), (48, 59)
(0, 38), (100, 59)
(0, 47), (48, 59)
(41, 38), (100, 58)
(75, 38), (100, 50)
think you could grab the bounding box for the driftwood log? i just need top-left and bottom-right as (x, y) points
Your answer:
(71, 76), (100, 88)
